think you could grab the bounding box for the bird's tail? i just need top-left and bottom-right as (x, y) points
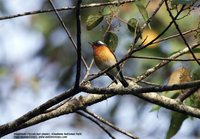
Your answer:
(118, 72), (129, 87)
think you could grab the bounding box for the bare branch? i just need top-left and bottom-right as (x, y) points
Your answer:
(177, 87), (200, 102)
(87, 42), (199, 83)
(48, 0), (88, 70)
(82, 59), (94, 82)
(81, 80), (200, 95)
(1, 1), (199, 138)
(86, 4), (187, 83)
(84, 109), (138, 139)
(1, 80), (200, 137)
(154, 27), (200, 44)
(0, 93), (113, 137)
(164, 1), (200, 65)
(76, 111), (116, 139)
(136, 43), (200, 82)
(130, 5), (185, 54)
(0, 88), (77, 137)
(129, 0), (165, 51)
(131, 55), (200, 62)
(74, 0), (82, 89)
(0, 0), (136, 20)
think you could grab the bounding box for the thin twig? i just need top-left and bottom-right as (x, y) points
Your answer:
(89, 7), (194, 81)
(76, 111), (116, 139)
(82, 59), (94, 82)
(0, 88), (76, 137)
(1, 80), (200, 136)
(131, 55), (200, 62)
(129, 0), (165, 51)
(135, 43), (200, 82)
(74, 0), (82, 89)
(48, 0), (88, 70)
(84, 109), (138, 139)
(145, 0), (151, 8)
(164, 1), (200, 65)
(144, 0), (165, 28)
(81, 80), (200, 95)
(0, 0), (136, 20)
(130, 4), (185, 54)
(177, 87), (200, 102)
(154, 27), (200, 44)
(44, 98), (71, 113)
(87, 42), (199, 83)
(0, 91), (112, 137)
(138, 80), (161, 87)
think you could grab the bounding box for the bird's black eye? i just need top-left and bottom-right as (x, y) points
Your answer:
(93, 41), (105, 46)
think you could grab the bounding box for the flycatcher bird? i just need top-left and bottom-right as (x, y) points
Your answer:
(90, 40), (129, 87)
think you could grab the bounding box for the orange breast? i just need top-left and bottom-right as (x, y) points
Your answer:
(93, 46), (118, 74)
(93, 46), (116, 63)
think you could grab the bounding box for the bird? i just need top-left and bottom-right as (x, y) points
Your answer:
(90, 40), (129, 87)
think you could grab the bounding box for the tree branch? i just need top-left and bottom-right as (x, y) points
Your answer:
(131, 55), (200, 62)
(177, 87), (200, 102)
(1, 80), (200, 137)
(0, 0), (136, 20)
(81, 80), (200, 95)
(84, 109), (138, 139)
(74, 0), (82, 89)
(1, 1), (199, 138)
(1, 79), (200, 137)
(130, 0), (165, 50)
(48, 0), (88, 70)
(0, 88), (77, 137)
(86, 42), (199, 83)
(130, 5), (185, 54)
(86, 5), (186, 83)
(76, 111), (116, 139)
(0, 93), (113, 137)
(164, 1), (200, 65)
(136, 43), (200, 82)
(154, 27), (200, 44)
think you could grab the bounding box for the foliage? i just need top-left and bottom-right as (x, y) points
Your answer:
(104, 31), (118, 52)
(86, 14), (104, 30)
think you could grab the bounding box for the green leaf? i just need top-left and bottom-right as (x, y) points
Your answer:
(184, 67), (200, 108)
(135, 0), (148, 21)
(127, 18), (140, 34)
(184, 93), (200, 108)
(86, 14), (104, 30)
(101, 6), (115, 16)
(166, 112), (188, 139)
(150, 105), (161, 112)
(104, 31), (118, 52)
(192, 48), (200, 53)
(191, 68), (200, 80)
(127, 18), (142, 38)
(127, 18), (138, 34)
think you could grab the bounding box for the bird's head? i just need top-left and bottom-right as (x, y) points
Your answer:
(89, 41), (106, 49)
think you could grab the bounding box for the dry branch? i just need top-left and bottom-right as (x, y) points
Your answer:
(0, 0), (136, 20)
(1, 80), (200, 137)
